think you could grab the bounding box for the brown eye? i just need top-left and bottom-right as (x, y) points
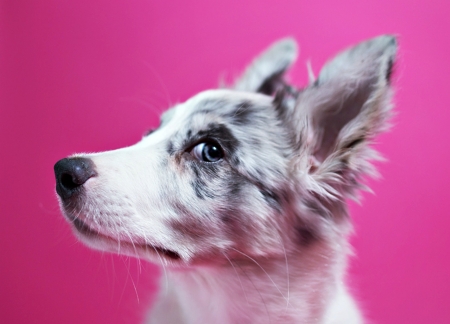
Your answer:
(192, 142), (223, 162)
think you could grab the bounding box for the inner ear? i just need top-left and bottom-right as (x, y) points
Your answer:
(303, 35), (397, 164)
(312, 87), (372, 162)
(232, 38), (298, 94)
(256, 71), (285, 95)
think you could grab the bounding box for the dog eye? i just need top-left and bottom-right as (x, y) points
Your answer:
(192, 142), (224, 162)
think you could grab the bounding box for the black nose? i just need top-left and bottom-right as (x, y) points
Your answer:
(54, 157), (96, 200)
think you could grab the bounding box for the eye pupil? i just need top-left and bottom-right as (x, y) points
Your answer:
(202, 143), (223, 162)
(191, 141), (224, 162)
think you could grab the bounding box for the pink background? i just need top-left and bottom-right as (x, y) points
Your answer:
(1, 1), (449, 323)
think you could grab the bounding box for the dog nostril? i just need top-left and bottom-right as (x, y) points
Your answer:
(54, 157), (96, 199)
(60, 172), (80, 190)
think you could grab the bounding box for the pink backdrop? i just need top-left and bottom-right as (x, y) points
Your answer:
(1, 1), (449, 323)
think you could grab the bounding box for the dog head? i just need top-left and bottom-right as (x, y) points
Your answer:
(55, 36), (396, 267)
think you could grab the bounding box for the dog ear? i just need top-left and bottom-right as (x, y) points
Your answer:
(291, 35), (397, 199)
(233, 38), (298, 95)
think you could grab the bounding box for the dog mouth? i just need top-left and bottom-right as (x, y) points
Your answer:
(71, 217), (181, 261)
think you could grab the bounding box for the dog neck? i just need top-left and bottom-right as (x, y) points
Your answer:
(151, 237), (358, 324)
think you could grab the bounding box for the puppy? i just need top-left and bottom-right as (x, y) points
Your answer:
(55, 35), (397, 324)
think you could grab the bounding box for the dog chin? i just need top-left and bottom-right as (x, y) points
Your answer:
(66, 215), (182, 264)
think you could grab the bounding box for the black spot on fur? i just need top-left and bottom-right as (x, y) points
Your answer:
(386, 57), (394, 83)
(191, 178), (215, 199)
(190, 162), (200, 177)
(167, 141), (175, 155)
(188, 162), (220, 200)
(228, 179), (242, 196)
(296, 227), (316, 246)
(260, 189), (281, 211)
(186, 129), (192, 139)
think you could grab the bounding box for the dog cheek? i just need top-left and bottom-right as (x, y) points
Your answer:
(166, 199), (225, 243)
(221, 192), (279, 252)
(168, 216), (221, 244)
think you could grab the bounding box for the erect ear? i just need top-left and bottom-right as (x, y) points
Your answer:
(292, 35), (397, 198)
(232, 38), (298, 95)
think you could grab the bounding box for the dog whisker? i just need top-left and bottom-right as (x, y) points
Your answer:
(280, 239), (291, 311)
(143, 61), (173, 109)
(121, 256), (140, 304)
(145, 238), (169, 297)
(237, 263), (272, 324)
(222, 252), (250, 307)
(124, 231), (142, 276)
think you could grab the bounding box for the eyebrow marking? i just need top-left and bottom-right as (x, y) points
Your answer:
(196, 123), (240, 155)
(179, 123), (240, 160)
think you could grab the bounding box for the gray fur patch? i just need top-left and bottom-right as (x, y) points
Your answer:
(188, 162), (218, 200)
(225, 101), (255, 126)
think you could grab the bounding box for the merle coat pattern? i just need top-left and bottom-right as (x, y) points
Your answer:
(54, 35), (397, 324)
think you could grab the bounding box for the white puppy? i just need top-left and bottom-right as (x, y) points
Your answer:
(55, 35), (397, 324)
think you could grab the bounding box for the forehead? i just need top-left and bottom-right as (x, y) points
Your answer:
(169, 89), (274, 126)
(143, 88), (287, 165)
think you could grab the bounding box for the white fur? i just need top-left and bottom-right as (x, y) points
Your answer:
(55, 36), (397, 324)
